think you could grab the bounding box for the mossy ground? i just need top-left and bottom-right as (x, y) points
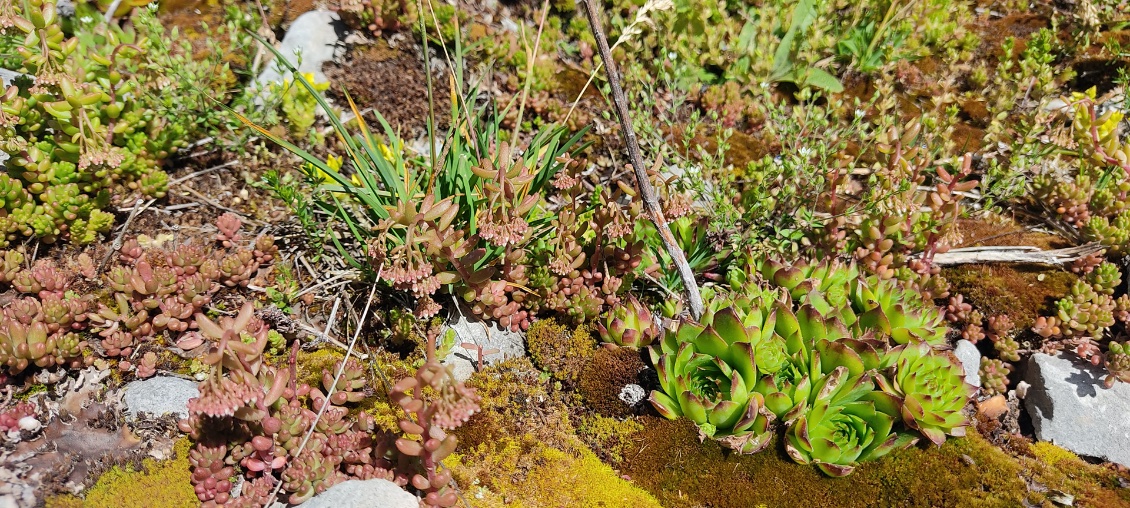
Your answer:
(619, 416), (1130, 508)
(449, 357), (662, 506)
(944, 263), (1077, 331)
(45, 439), (197, 508)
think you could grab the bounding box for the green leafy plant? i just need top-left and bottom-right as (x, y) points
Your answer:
(766, 0), (843, 93)
(876, 340), (976, 445)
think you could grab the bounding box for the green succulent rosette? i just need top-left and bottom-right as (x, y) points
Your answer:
(755, 299), (885, 421)
(649, 307), (776, 454)
(785, 366), (917, 477)
(876, 340), (976, 445)
(595, 294), (661, 348)
(851, 278), (946, 346)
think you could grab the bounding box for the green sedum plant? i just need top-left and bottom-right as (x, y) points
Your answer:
(0, 0), (178, 246)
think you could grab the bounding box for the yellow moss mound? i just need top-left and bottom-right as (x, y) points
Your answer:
(526, 318), (595, 384)
(449, 359), (660, 507)
(47, 439), (197, 508)
(446, 434), (662, 508)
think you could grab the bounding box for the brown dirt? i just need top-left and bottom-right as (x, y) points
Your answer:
(974, 13), (1050, 62)
(950, 123), (985, 153)
(954, 217), (1072, 250)
(324, 42), (451, 136)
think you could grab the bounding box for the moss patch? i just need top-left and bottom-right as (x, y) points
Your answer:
(296, 349), (345, 389)
(527, 318), (595, 384)
(954, 217), (1072, 250)
(944, 263), (1077, 330)
(47, 438), (196, 508)
(578, 414), (644, 464)
(578, 346), (648, 417)
(448, 359), (659, 507)
(622, 416), (1130, 508)
(446, 434), (661, 508)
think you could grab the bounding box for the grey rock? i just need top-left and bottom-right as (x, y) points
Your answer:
(442, 312), (526, 382)
(953, 339), (981, 388)
(56, 0), (75, 16)
(254, 10), (344, 88)
(1024, 353), (1130, 466)
(123, 376), (199, 420)
(0, 68), (28, 88)
(301, 479), (417, 508)
(618, 384), (646, 407)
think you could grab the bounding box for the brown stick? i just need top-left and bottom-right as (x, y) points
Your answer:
(580, 0), (704, 319)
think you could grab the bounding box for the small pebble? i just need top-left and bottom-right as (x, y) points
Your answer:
(17, 416), (40, 432)
(978, 395), (1008, 419)
(960, 454), (976, 466)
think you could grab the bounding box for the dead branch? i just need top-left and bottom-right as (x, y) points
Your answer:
(926, 243), (1104, 267)
(580, 0), (704, 319)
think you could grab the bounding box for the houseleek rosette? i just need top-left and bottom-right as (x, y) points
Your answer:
(595, 294), (661, 348)
(785, 366), (915, 477)
(876, 340), (976, 445)
(649, 307), (775, 454)
(852, 278), (946, 346)
(753, 298), (885, 419)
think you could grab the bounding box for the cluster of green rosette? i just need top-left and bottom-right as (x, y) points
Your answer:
(649, 258), (975, 477)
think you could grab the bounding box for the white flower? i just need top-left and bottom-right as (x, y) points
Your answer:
(798, 147), (814, 158)
(80, 15), (93, 23)
(855, 108), (866, 118)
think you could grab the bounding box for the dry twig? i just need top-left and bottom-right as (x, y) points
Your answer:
(580, 0), (704, 318)
(925, 243), (1105, 266)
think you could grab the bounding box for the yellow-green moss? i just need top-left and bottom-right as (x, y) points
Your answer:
(1020, 441), (1130, 507)
(1028, 441), (1080, 468)
(15, 383), (47, 400)
(577, 414), (644, 464)
(296, 349), (345, 389)
(446, 433), (661, 508)
(460, 357), (578, 450)
(526, 318), (596, 384)
(67, 438), (196, 508)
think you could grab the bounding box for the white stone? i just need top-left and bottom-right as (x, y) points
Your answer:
(618, 384), (646, 406)
(442, 311), (526, 382)
(301, 479), (417, 508)
(123, 376), (200, 420)
(16, 416), (40, 433)
(254, 10), (344, 88)
(953, 340), (981, 388)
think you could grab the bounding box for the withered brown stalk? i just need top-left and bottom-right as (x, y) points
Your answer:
(579, 0), (704, 319)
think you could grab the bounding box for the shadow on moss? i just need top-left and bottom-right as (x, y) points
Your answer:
(620, 416), (1130, 508)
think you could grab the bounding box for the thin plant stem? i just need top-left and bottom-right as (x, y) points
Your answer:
(417, 0), (438, 174)
(512, 0), (551, 142)
(580, 0), (704, 319)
